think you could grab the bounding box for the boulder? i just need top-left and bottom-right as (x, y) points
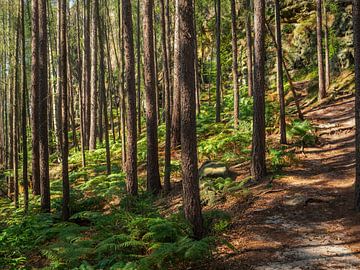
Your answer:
(199, 161), (229, 180)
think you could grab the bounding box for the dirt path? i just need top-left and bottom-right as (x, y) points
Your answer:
(212, 93), (360, 269)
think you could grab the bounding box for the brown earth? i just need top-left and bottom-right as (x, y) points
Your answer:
(196, 92), (360, 269)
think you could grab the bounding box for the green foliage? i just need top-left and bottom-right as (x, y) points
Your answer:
(287, 120), (317, 147)
(200, 177), (248, 206)
(268, 147), (295, 173)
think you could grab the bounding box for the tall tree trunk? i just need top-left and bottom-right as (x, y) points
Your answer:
(89, 0), (98, 150)
(20, 0), (29, 213)
(97, 0), (111, 175)
(194, 3), (200, 116)
(31, 0), (41, 196)
(171, 0), (181, 148)
(59, 0), (70, 220)
(323, 0), (330, 90)
(76, 0), (86, 167)
(118, 0), (127, 169)
(245, 0), (253, 97)
(39, 0), (51, 212)
(84, 0), (91, 149)
(353, 0), (360, 211)
(137, 0), (142, 135)
(275, 0), (287, 144)
(13, 14), (20, 208)
(123, 0), (138, 195)
(178, 0), (204, 239)
(215, 0), (221, 122)
(317, 0), (326, 100)
(230, 0), (239, 129)
(265, 20), (304, 120)
(251, 0), (266, 182)
(143, 0), (161, 194)
(160, 0), (171, 192)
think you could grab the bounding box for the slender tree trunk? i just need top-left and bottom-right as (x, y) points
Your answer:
(123, 0), (138, 195)
(59, 0), (70, 220)
(39, 0), (51, 212)
(265, 20), (304, 120)
(245, 0), (253, 97)
(137, 0), (142, 135)
(353, 0), (360, 211)
(317, 0), (326, 100)
(323, 0), (330, 90)
(230, 0), (239, 129)
(89, 0), (98, 150)
(160, 0), (171, 192)
(178, 0), (204, 239)
(215, 0), (221, 122)
(171, 0), (181, 148)
(13, 21), (20, 208)
(76, 0), (86, 167)
(97, 0), (111, 175)
(31, 0), (41, 196)
(143, 0), (161, 194)
(84, 0), (91, 148)
(275, 0), (287, 144)
(118, 0), (127, 169)
(194, 3), (200, 116)
(251, 0), (266, 182)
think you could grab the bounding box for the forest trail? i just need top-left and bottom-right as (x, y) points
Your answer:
(217, 93), (360, 270)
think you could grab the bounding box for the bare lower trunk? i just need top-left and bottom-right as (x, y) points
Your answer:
(39, 0), (50, 212)
(178, 0), (204, 239)
(230, 0), (239, 129)
(317, 0), (326, 100)
(143, 0), (161, 194)
(353, 0), (360, 211)
(275, 0), (287, 144)
(123, 0), (138, 195)
(251, 0), (266, 182)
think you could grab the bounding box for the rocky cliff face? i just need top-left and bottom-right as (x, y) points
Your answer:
(280, 0), (353, 73)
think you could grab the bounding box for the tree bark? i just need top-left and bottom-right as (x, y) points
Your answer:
(245, 0), (254, 97)
(21, 0), (29, 210)
(59, 0), (70, 220)
(39, 0), (51, 212)
(251, 0), (266, 182)
(13, 20), (20, 208)
(215, 0), (221, 122)
(317, 0), (326, 100)
(137, 0), (142, 135)
(353, 0), (360, 211)
(83, 0), (91, 149)
(123, 0), (138, 195)
(178, 0), (204, 239)
(97, 0), (111, 175)
(323, 0), (330, 90)
(160, 0), (172, 192)
(275, 0), (287, 144)
(171, 0), (181, 148)
(31, 0), (41, 196)
(89, 0), (98, 150)
(143, 0), (162, 194)
(230, 0), (239, 129)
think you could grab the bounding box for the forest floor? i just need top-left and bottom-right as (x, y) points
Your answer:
(206, 91), (360, 269)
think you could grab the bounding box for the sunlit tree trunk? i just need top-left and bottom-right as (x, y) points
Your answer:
(230, 0), (239, 129)
(178, 0), (204, 239)
(317, 0), (326, 100)
(251, 0), (266, 182)
(123, 0), (138, 195)
(275, 0), (287, 144)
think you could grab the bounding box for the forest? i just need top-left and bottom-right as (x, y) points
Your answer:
(1, 0), (360, 269)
